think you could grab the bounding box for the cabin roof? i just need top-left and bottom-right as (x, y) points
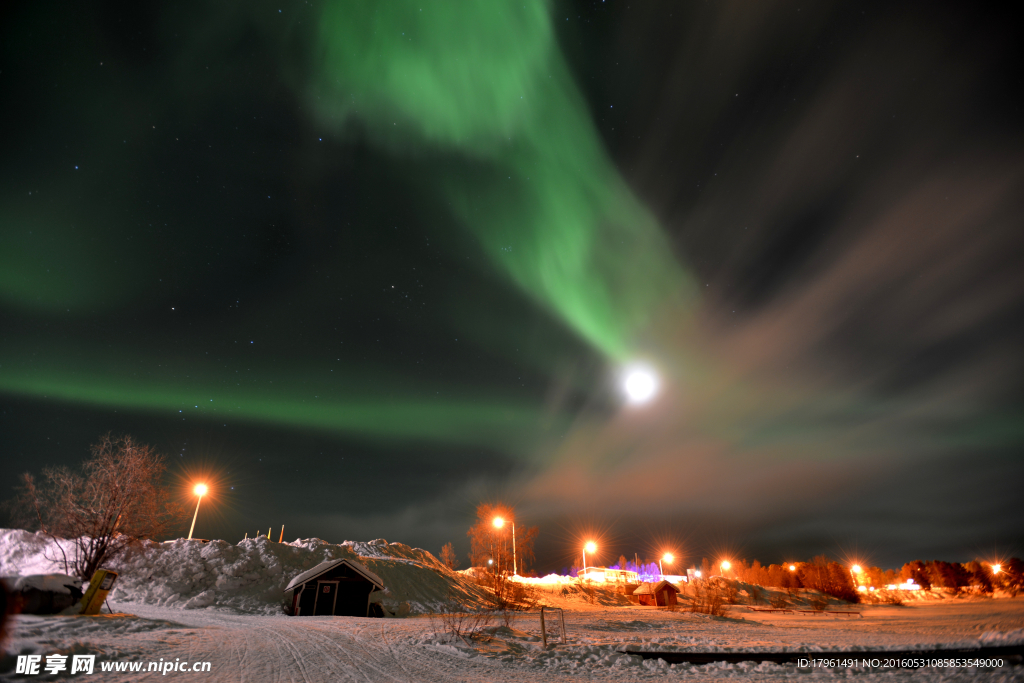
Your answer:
(284, 558), (384, 592)
(632, 579), (680, 595)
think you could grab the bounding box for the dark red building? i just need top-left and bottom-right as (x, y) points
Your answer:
(632, 580), (679, 607)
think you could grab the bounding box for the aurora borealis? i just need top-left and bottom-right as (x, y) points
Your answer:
(2, 1), (1022, 569)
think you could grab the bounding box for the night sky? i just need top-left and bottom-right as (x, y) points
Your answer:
(2, 1), (1022, 572)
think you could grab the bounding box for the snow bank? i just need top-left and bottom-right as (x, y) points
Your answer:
(5, 574), (81, 594)
(0, 529), (77, 577)
(509, 573), (577, 585)
(0, 529), (491, 616)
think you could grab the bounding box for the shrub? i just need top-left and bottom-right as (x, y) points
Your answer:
(690, 580), (727, 617)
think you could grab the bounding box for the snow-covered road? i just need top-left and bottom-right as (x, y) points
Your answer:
(5, 601), (1024, 682)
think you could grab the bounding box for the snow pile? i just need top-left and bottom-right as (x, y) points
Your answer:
(510, 573), (577, 585)
(979, 628), (1024, 646)
(4, 574), (81, 594)
(0, 529), (491, 616)
(0, 529), (75, 577)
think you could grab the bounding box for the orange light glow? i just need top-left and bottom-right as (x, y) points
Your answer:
(788, 565), (796, 571)
(852, 564), (862, 574)
(492, 516), (505, 529)
(193, 483), (208, 496)
(663, 553), (674, 564)
(585, 541), (597, 553)
(720, 560), (731, 571)
(992, 564), (1002, 574)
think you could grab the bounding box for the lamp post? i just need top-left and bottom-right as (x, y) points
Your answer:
(582, 541), (597, 580)
(850, 564), (864, 591)
(660, 553), (674, 578)
(493, 516), (517, 576)
(720, 560), (731, 577)
(188, 483), (208, 540)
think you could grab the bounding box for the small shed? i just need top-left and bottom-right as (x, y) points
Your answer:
(285, 559), (384, 617)
(632, 580), (679, 607)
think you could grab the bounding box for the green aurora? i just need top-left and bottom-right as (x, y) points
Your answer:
(310, 0), (690, 360)
(0, 1), (689, 445)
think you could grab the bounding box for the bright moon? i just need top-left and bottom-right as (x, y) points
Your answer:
(623, 366), (658, 403)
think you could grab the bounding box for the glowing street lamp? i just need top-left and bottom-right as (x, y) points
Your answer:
(582, 541), (597, 579)
(720, 560), (731, 575)
(493, 516), (517, 576)
(660, 553), (674, 578)
(788, 565), (797, 572)
(187, 483), (208, 541)
(992, 564), (1002, 575)
(851, 564), (864, 586)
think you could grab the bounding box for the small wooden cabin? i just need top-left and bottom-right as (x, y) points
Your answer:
(632, 580), (679, 607)
(285, 559), (384, 617)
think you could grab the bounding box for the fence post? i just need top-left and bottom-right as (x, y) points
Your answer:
(540, 606), (547, 647)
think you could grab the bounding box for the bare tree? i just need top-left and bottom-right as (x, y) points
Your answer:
(440, 542), (460, 570)
(9, 434), (186, 580)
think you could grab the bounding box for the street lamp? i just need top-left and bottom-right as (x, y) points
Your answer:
(582, 541), (597, 579)
(992, 564), (1002, 574)
(788, 564), (796, 572)
(188, 483), (208, 540)
(493, 516), (517, 576)
(720, 560), (731, 576)
(660, 553), (674, 578)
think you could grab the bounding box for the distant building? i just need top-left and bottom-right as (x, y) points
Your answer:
(578, 567), (640, 584)
(632, 580), (679, 607)
(284, 559), (385, 617)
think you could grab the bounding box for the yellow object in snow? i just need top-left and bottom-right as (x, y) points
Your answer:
(79, 569), (118, 615)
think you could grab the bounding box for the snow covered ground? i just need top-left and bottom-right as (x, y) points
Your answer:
(2, 530), (1023, 681)
(4, 601), (1023, 681)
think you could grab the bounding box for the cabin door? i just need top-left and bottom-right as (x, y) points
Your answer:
(314, 580), (340, 615)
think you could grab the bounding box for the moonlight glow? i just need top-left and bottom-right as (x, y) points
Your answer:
(623, 365), (659, 404)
